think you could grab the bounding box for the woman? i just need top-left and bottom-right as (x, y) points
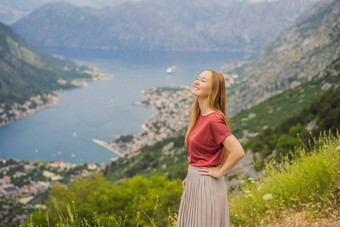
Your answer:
(177, 69), (245, 227)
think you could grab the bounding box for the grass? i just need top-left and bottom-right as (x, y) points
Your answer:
(26, 196), (174, 227)
(25, 129), (340, 226)
(229, 129), (340, 226)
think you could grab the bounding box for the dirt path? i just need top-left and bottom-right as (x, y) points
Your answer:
(265, 209), (340, 227)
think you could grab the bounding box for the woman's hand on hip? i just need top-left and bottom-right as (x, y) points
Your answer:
(198, 167), (223, 179)
(182, 177), (187, 189)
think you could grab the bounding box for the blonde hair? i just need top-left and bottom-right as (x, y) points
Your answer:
(184, 69), (231, 166)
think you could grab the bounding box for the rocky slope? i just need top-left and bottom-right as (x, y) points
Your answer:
(226, 0), (340, 116)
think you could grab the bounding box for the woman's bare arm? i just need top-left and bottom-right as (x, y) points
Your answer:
(218, 135), (245, 177)
(197, 135), (245, 178)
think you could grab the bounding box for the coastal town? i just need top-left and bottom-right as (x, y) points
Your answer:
(0, 158), (105, 225)
(97, 71), (238, 159)
(104, 86), (195, 159)
(0, 90), (62, 128)
(0, 64), (113, 128)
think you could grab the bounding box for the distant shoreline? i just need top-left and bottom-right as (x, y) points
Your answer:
(99, 86), (193, 159)
(92, 138), (123, 157)
(0, 89), (62, 128)
(0, 65), (114, 128)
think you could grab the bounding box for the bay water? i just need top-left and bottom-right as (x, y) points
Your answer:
(0, 48), (247, 164)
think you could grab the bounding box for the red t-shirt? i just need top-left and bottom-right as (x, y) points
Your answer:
(186, 111), (233, 167)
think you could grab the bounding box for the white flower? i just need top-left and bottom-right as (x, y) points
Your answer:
(336, 146), (340, 151)
(262, 193), (273, 201)
(240, 180), (245, 184)
(245, 193), (252, 198)
(244, 190), (250, 193)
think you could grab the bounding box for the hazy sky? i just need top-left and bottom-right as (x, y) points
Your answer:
(248, 0), (279, 2)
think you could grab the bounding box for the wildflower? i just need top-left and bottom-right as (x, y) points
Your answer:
(245, 193), (253, 198)
(336, 146), (340, 151)
(262, 193), (273, 201)
(245, 190), (250, 193)
(249, 178), (255, 183)
(240, 180), (245, 184)
(235, 214), (238, 217)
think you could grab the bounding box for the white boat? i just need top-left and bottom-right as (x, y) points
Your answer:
(166, 66), (176, 74)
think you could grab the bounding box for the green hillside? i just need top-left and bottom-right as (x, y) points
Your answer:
(248, 88), (340, 171)
(0, 21), (99, 126)
(231, 56), (340, 140)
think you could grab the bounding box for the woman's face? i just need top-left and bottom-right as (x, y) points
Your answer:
(192, 70), (212, 98)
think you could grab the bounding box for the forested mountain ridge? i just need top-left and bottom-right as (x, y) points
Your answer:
(0, 22), (111, 127)
(226, 0), (340, 116)
(11, 0), (316, 51)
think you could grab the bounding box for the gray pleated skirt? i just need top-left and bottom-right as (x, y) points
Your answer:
(177, 164), (229, 227)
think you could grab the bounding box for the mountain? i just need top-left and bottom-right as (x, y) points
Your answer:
(226, 0), (340, 116)
(0, 5), (29, 25)
(11, 0), (316, 51)
(0, 21), (108, 127)
(0, 0), (125, 24)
